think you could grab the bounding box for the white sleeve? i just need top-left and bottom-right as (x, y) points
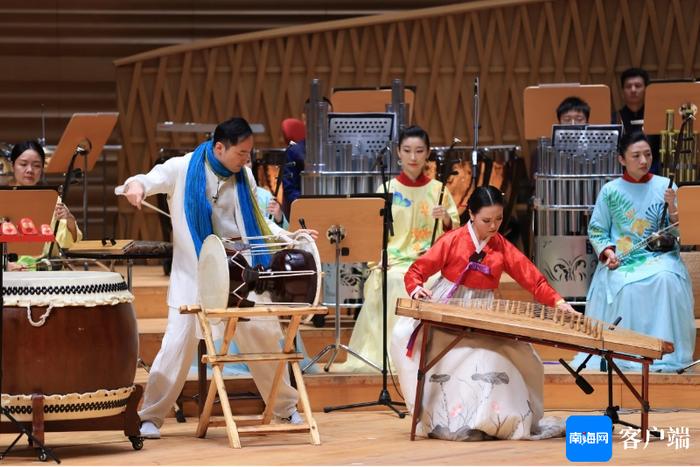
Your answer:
(115, 155), (185, 198)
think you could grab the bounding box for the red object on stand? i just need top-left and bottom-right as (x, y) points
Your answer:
(0, 220), (54, 243)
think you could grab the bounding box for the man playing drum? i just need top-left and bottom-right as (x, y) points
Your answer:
(118, 117), (317, 439)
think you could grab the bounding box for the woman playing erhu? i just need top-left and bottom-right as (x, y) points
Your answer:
(571, 130), (695, 372)
(336, 125), (460, 372)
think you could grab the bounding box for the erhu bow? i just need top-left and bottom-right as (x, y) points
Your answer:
(429, 138), (461, 246)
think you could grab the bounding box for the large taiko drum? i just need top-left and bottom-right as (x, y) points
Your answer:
(1, 271), (138, 422)
(197, 233), (322, 309)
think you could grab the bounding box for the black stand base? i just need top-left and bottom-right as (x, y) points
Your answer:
(677, 359), (699, 374)
(0, 408), (60, 463)
(603, 405), (661, 438)
(323, 388), (406, 418)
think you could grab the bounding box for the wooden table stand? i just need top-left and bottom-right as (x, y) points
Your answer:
(179, 304), (327, 448)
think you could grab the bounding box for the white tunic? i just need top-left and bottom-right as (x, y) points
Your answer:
(117, 153), (286, 310)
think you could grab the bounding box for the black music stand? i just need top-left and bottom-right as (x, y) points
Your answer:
(292, 193), (406, 417)
(45, 112), (118, 242)
(290, 196), (384, 373)
(677, 183), (700, 374)
(1, 197), (60, 462)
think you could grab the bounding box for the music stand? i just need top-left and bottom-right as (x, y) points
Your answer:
(523, 84), (611, 140)
(1, 190), (60, 463)
(0, 187), (59, 257)
(290, 195), (385, 372)
(45, 112), (118, 239)
(677, 183), (700, 374)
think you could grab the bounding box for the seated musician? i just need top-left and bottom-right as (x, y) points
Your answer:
(245, 154), (288, 229)
(335, 125), (460, 372)
(7, 140), (82, 271)
(571, 131), (695, 372)
(556, 96), (590, 125)
(391, 186), (577, 441)
(281, 97), (332, 217)
(119, 117), (317, 439)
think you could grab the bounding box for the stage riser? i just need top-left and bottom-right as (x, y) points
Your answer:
(160, 371), (700, 420)
(138, 323), (698, 368)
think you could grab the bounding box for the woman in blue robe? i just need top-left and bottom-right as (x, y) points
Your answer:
(573, 131), (695, 372)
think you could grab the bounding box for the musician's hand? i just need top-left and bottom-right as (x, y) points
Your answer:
(123, 182), (145, 209)
(411, 286), (432, 300)
(267, 198), (284, 223)
(7, 261), (26, 272)
(602, 248), (620, 270)
(432, 205), (452, 229)
(663, 188), (676, 207)
(293, 229), (319, 241)
(556, 301), (579, 315)
(54, 202), (75, 222)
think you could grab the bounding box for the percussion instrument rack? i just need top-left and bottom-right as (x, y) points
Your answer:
(533, 125), (622, 303)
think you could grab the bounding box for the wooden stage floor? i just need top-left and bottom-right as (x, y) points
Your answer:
(1, 410), (698, 465)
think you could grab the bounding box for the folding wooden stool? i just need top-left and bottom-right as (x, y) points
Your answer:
(179, 304), (327, 448)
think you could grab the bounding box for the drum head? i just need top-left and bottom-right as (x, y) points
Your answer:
(198, 235), (229, 309)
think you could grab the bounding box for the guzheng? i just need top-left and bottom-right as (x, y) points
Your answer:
(395, 298), (674, 360)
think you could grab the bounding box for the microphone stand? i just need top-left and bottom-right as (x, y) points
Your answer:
(471, 77), (481, 186)
(558, 317), (662, 438)
(323, 148), (406, 418)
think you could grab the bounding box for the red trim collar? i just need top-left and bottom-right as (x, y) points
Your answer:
(397, 172), (431, 187)
(622, 171), (653, 183)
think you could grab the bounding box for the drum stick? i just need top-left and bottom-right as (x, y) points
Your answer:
(141, 200), (171, 218)
(116, 192), (171, 218)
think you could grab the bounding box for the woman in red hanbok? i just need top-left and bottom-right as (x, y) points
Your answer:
(391, 186), (577, 441)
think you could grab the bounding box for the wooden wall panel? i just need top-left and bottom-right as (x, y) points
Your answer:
(1, 1), (462, 238)
(115, 0), (700, 240)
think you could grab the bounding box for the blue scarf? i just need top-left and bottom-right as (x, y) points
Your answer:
(184, 140), (272, 267)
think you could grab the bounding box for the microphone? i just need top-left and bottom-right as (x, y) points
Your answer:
(372, 144), (391, 170)
(608, 316), (622, 331)
(559, 358), (594, 394)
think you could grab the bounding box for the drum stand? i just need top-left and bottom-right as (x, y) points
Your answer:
(0, 242), (60, 463)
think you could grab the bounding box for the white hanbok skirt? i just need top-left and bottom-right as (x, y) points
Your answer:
(390, 277), (564, 441)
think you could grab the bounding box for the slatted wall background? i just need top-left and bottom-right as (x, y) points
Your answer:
(0, 0), (460, 237)
(105, 0), (700, 238)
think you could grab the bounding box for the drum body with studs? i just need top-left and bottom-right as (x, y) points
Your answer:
(1, 271), (138, 422)
(197, 233), (322, 308)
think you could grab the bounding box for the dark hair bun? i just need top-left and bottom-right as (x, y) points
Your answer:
(467, 185), (504, 214)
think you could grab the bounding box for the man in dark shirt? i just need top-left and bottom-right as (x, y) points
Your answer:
(612, 67), (660, 173)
